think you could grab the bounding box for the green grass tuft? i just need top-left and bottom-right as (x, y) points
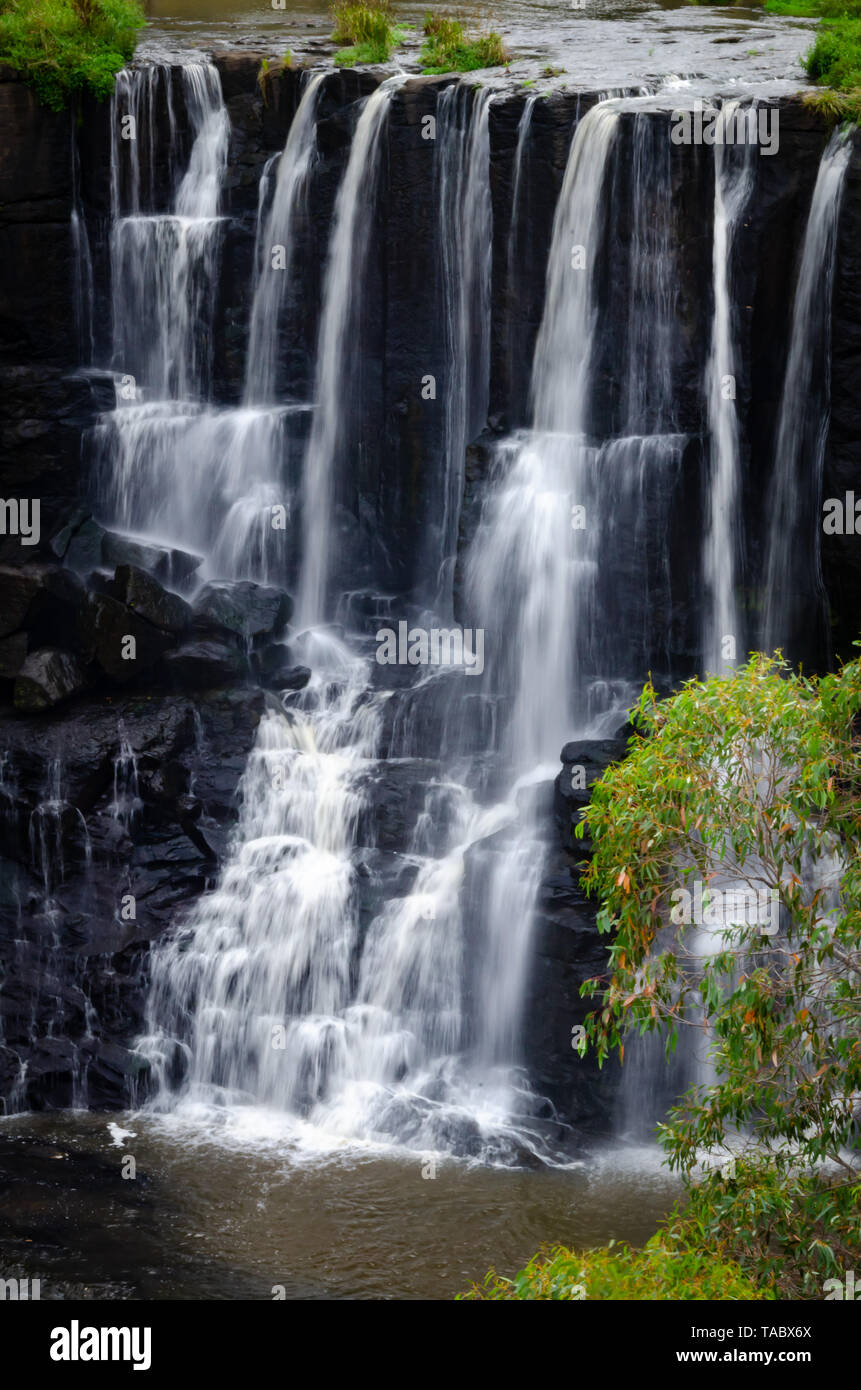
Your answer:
(0, 0), (145, 109)
(459, 1234), (775, 1301)
(331, 1), (396, 64)
(419, 11), (508, 73)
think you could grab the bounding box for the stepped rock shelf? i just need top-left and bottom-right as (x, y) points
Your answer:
(0, 56), (859, 1163)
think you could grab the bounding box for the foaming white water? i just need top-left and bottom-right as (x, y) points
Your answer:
(96, 63), (322, 584)
(763, 129), (850, 656)
(110, 65), (229, 401)
(703, 101), (757, 676)
(140, 631), (554, 1162)
(141, 635), (380, 1112)
(93, 402), (306, 581)
(462, 105), (622, 1099)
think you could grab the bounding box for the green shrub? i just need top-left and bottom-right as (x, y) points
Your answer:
(767, 0), (861, 15)
(805, 16), (861, 86)
(0, 0), (145, 110)
(419, 12), (508, 73)
(460, 1233), (774, 1300)
(332, 1), (396, 64)
(572, 652), (861, 1295)
(760, 0), (861, 114)
(664, 1159), (861, 1298)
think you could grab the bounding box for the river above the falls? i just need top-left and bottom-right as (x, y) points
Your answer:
(138, 0), (817, 96)
(0, 1113), (679, 1299)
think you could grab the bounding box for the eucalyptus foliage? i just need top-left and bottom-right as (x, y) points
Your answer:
(575, 653), (861, 1293)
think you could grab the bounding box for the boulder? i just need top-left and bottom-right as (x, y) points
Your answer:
(13, 647), (86, 711)
(162, 639), (247, 689)
(262, 662), (311, 693)
(49, 505), (92, 560)
(254, 643), (311, 691)
(63, 517), (106, 573)
(192, 580), (292, 641)
(0, 563), (42, 636)
(78, 592), (173, 681)
(113, 565), (192, 634)
(102, 531), (203, 587)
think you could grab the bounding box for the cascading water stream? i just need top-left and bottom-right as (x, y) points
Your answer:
(762, 129), (851, 658)
(70, 125), (95, 365)
(298, 75), (407, 628)
(137, 76), (569, 1163)
(110, 65), (229, 402)
(434, 85), (493, 612)
(120, 74), (844, 1167)
(245, 72), (326, 406)
(94, 65), (322, 584)
(702, 101), (757, 675)
(468, 97), (687, 1134)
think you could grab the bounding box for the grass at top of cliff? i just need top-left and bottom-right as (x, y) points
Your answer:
(458, 1236), (774, 1300)
(419, 12), (509, 73)
(332, 0), (398, 65)
(761, 0), (861, 120)
(0, 0), (145, 109)
(804, 16), (861, 84)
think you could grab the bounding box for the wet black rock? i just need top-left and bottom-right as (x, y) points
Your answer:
(0, 687), (263, 1110)
(102, 533), (203, 588)
(0, 564), (43, 635)
(262, 662), (311, 692)
(13, 647), (87, 711)
(192, 580), (293, 641)
(112, 564), (192, 634)
(63, 517), (106, 573)
(79, 592), (173, 682)
(555, 736), (629, 850)
(0, 630), (27, 680)
(162, 638), (247, 688)
(52, 513), (204, 591)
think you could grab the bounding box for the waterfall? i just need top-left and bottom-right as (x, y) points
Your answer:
(298, 76), (406, 627)
(467, 98), (686, 1102)
(531, 103), (620, 438)
(702, 101), (757, 676)
(123, 77), (824, 1165)
(70, 125), (95, 365)
(143, 641), (381, 1116)
(762, 129), (851, 658)
(245, 72), (326, 405)
(137, 75), (563, 1163)
(434, 85), (493, 610)
(94, 62), (313, 586)
(620, 110), (676, 435)
(461, 108), (624, 1076)
(509, 95), (536, 243)
(110, 65), (228, 402)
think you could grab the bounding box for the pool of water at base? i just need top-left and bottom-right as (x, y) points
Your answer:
(0, 1112), (680, 1299)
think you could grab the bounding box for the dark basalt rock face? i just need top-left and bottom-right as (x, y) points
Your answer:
(1, 57), (860, 1131)
(0, 687), (264, 1110)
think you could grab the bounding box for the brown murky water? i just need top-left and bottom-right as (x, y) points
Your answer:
(0, 1113), (680, 1299)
